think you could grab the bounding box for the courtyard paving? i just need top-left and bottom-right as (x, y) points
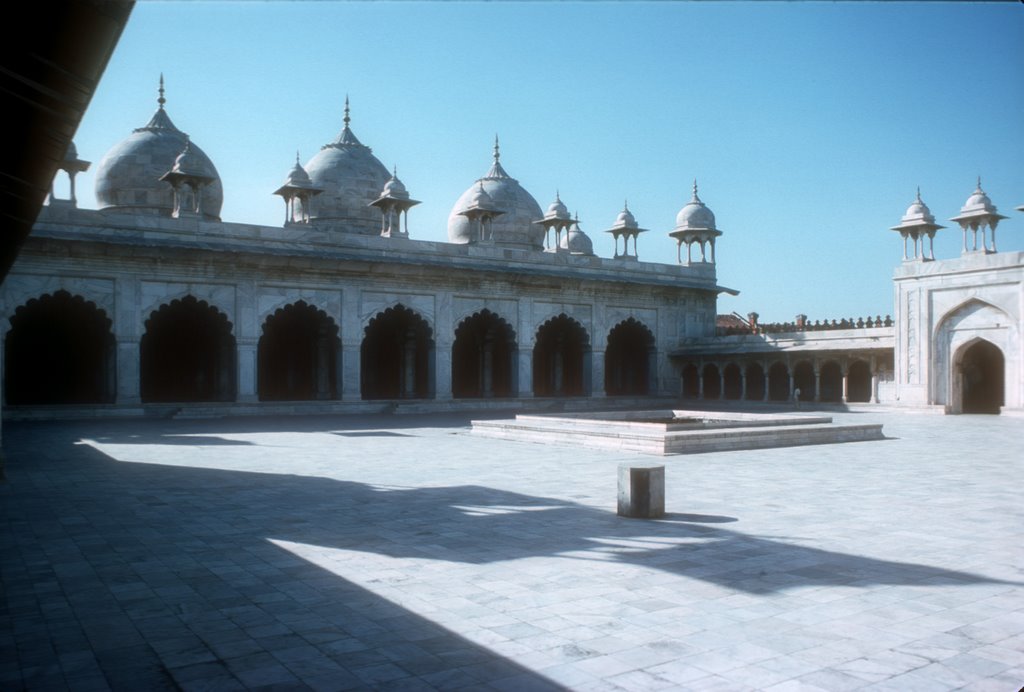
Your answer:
(0, 407), (1022, 691)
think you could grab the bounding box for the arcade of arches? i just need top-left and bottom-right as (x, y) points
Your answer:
(679, 354), (891, 404)
(4, 294), (674, 405)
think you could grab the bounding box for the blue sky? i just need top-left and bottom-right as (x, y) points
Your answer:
(69, 2), (1024, 323)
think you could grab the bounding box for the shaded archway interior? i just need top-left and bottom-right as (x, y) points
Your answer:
(605, 319), (655, 396)
(533, 314), (590, 397)
(140, 296), (236, 403)
(258, 301), (340, 401)
(452, 310), (516, 398)
(959, 340), (1004, 414)
(361, 305), (434, 400)
(5, 290), (116, 405)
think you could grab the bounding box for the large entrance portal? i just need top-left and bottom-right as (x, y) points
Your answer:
(141, 296), (236, 403)
(258, 301), (340, 401)
(452, 310), (516, 398)
(533, 314), (589, 397)
(361, 305), (434, 400)
(958, 340), (1004, 414)
(5, 291), (115, 405)
(605, 319), (654, 396)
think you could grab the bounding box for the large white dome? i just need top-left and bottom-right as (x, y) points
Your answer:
(447, 139), (543, 250)
(304, 99), (391, 235)
(95, 80), (222, 220)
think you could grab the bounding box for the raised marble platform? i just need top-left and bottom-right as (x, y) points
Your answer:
(471, 409), (885, 455)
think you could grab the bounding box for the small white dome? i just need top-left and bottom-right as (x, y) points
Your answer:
(615, 202), (638, 229)
(560, 222), (595, 256)
(546, 192), (570, 220)
(674, 181), (716, 231)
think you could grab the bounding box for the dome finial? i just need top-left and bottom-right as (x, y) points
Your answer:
(295, 150), (301, 165)
(344, 95), (351, 128)
(494, 134), (500, 163)
(624, 199), (629, 211)
(691, 178), (701, 203)
(392, 164), (398, 178)
(158, 73), (166, 110)
(555, 189), (560, 202)
(976, 175), (983, 192)
(916, 186), (921, 202)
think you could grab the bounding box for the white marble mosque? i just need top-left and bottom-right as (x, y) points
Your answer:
(2, 81), (1021, 416)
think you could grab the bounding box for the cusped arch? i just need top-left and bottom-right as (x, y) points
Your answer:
(361, 303), (435, 400)
(605, 317), (656, 396)
(258, 300), (341, 401)
(452, 309), (518, 398)
(533, 313), (590, 397)
(5, 290), (116, 405)
(141, 295), (236, 403)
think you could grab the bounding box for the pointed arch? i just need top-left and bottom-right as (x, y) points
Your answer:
(722, 362), (742, 400)
(605, 318), (655, 396)
(533, 314), (590, 397)
(5, 290), (116, 405)
(141, 296), (236, 403)
(452, 309), (517, 398)
(258, 301), (340, 401)
(953, 338), (1004, 414)
(361, 304), (434, 400)
(768, 361), (790, 401)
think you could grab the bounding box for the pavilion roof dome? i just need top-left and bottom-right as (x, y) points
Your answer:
(673, 180), (716, 232)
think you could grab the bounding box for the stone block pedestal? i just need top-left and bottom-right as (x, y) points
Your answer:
(617, 462), (665, 518)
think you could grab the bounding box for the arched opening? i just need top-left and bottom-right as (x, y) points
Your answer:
(452, 310), (516, 398)
(141, 296), (236, 403)
(820, 360), (843, 402)
(681, 363), (699, 399)
(533, 314), (589, 397)
(361, 305), (434, 400)
(258, 301), (340, 401)
(5, 290), (115, 405)
(793, 361), (815, 402)
(722, 363), (742, 400)
(745, 363), (765, 401)
(847, 360), (872, 403)
(702, 363), (721, 400)
(768, 361), (790, 401)
(958, 340), (1004, 414)
(605, 318), (655, 396)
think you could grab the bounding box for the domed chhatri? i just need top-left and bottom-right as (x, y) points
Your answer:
(605, 201), (648, 261)
(535, 191), (575, 251)
(669, 180), (722, 265)
(447, 136), (544, 250)
(304, 97), (391, 235)
(890, 188), (944, 261)
(950, 177), (1009, 254)
(369, 167), (420, 238)
(274, 152), (323, 225)
(94, 76), (223, 220)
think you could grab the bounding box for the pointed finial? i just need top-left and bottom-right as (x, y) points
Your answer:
(295, 151), (301, 165)
(392, 164), (398, 179)
(691, 178), (701, 202)
(344, 95), (351, 128)
(158, 73), (166, 109)
(915, 186), (921, 202)
(555, 189), (561, 202)
(624, 199), (629, 211)
(493, 134), (500, 163)
(976, 175), (982, 192)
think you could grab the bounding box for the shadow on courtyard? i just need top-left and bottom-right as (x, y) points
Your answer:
(1, 417), (1015, 688)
